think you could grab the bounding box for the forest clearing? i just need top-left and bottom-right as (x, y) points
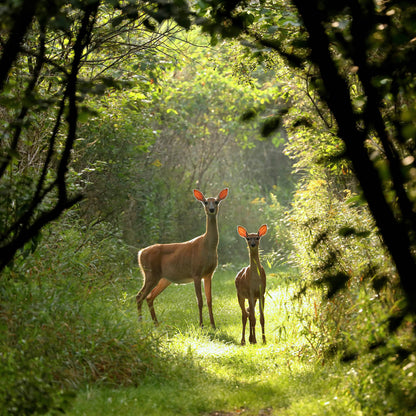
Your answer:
(1, 1), (416, 415)
(3, 257), (397, 416)
(68, 270), (357, 416)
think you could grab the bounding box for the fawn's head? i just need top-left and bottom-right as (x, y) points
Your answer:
(194, 188), (228, 215)
(238, 224), (268, 249)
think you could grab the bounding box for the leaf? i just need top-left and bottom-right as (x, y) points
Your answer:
(110, 15), (124, 28)
(152, 159), (162, 167)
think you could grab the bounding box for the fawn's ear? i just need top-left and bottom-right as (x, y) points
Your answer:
(258, 224), (268, 237)
(237, 225), (248, 238)
(217, 188), (229, 201)
(193, 189), (205, 202)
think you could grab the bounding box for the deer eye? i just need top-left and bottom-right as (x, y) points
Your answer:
(215, 201), (219, 205)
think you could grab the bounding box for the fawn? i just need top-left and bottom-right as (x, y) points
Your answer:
(235, 224), (268, 345)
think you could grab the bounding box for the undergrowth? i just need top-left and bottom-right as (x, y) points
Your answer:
(0, 218), (159, 415)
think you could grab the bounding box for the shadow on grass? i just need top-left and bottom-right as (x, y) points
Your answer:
(206, 328), (240, 345)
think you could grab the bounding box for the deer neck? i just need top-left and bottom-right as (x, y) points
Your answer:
(204, 213), (219, 249)
(249, 249), (261, 273)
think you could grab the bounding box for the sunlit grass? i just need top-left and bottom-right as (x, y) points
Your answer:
(67, 268), (365, 416)
(4, 225), (414, 415)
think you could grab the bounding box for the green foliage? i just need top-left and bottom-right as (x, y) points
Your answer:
(0, 0), (196, 270)
(2, 1), (416, 415)
(287, 178), (392, 347)
(0, 214), (162, 414)
(72, 31), (295, 263)
(0, 349), (74, 416)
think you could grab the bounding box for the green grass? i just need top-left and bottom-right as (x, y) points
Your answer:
(65, 269), (362, 416)
(2, 259), (415, 416)
(3, 219), (415, 415)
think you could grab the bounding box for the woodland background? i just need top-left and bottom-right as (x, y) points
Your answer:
(1, 1), (416, 415)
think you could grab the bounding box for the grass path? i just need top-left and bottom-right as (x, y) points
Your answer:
(66, 269), (360, 416)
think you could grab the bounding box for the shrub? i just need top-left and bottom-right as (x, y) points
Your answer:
(0, 213), (162, 414)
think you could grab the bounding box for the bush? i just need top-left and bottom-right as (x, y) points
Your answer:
(0, 349), (74, 416)
(0, 213), (162, 414)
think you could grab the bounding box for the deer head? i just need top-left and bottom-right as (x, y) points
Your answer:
(237, 224), (268, 249)
(194, 188), (228, 215)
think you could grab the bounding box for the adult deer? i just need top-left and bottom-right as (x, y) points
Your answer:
(136, 188), (228, 328)
(235, 224), (268, 345)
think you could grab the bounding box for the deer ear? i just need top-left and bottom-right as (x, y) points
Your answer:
(193, 189), (205, 201)
(217, 188), (228, 201)
(237, 225), (248, 238)
(258, 224), (268, 237)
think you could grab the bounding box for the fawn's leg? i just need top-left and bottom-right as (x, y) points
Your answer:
(238, 294), (248, 345)
(260, 295), (266, 344)
(248, 297), (257, 344)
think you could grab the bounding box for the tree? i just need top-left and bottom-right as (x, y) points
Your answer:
(0, 0), (191, 272)
(0, 0), (99, 271)
(292, 0), (416, 317)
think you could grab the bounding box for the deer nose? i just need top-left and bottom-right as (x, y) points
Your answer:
(209, 208), (215, 213)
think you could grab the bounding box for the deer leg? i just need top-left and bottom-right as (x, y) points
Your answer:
(146, 278), (171, 326)
(238, 294), (248, 345)
(136, 278), (158, 321)
(260, 295), (266, 344)
(237, 293), (248, 345)
(194, 278), (204, 327)
(248, 297), (257, 344)
(203, 275), (216, 329)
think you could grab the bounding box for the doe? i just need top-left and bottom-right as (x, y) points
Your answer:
(136, 188), (228, 328)
(235, 224), (268, 345)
